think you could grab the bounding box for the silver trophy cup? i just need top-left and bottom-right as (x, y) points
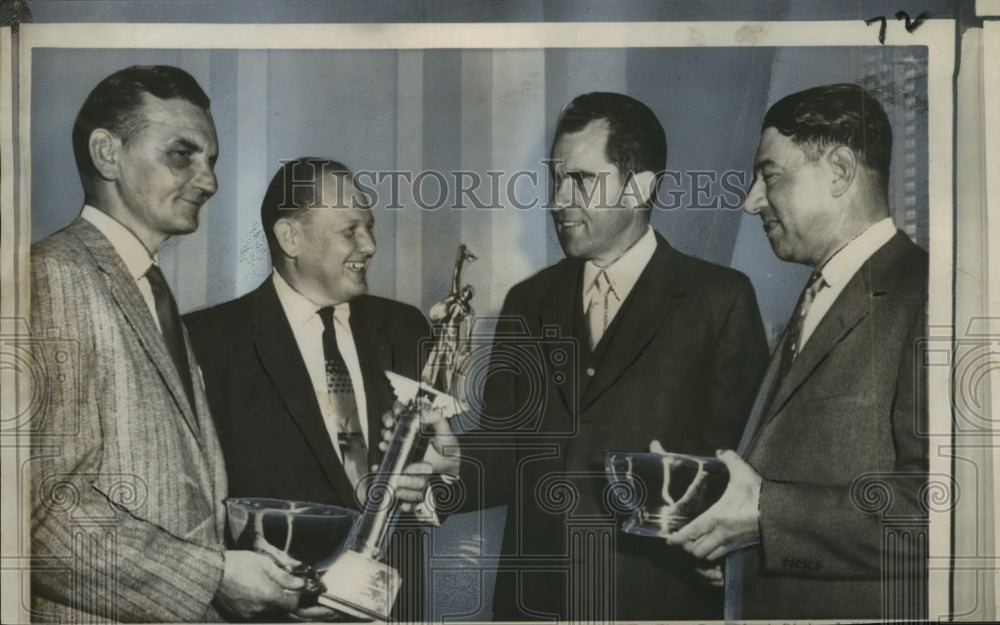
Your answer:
(605, 450), (729, 537)
(225, 498), (359, 594)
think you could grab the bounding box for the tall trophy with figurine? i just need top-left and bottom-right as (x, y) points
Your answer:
(312, 244), (477, 620)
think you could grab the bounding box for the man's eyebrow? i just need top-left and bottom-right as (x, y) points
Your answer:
(753, 158), (777, 172)
(170, 138), (202, 151)
(170, 136), (218, 163)
(343, 212), (374, 224)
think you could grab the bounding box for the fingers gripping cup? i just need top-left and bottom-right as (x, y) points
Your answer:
(225, 498), (359, 593)
(605, 451), (729, 536)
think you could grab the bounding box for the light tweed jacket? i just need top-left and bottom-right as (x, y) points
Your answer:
(30, 217), (228, 622)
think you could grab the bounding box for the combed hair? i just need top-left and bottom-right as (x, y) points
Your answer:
(763, 83), (892, 195)
(260, 157), (357, 256)
(553, 92), (667, 180)
(72, 65), (210, 181)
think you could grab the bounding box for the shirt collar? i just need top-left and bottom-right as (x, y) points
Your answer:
(818, 217), (896, 288)
(81, 205), (157, 279)
(583, 225), (657, 302)
(272, 270), (351, 329)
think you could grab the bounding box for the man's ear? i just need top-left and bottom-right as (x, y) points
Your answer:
(827, 146), (857, 198)
(272, 218), (301, 259)
(88, 129), (122, 181)
(622, 170), (657, 209)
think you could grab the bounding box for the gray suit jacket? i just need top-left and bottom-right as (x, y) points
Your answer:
(30, 217), (228, 622)
(731, 230), (929, 620)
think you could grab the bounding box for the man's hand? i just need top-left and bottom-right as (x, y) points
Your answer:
(664, 450), (762, 561)
(693, 562), (724, 589)
(292, 604), (345, 621)
(414, 398), (461, 478)
(377, 399), (461, 512)
(214, 550), (305, 619)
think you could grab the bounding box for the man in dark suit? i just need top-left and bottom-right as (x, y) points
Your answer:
(471, 92), (770, 621)
(667, 84), (928, 621)
(185, 158), (457, 621)
(30, 65), (304, 622)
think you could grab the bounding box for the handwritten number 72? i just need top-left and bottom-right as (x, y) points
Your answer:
(865, 11), (931, 45)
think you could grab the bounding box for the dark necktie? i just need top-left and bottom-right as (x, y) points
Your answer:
(776, 270), (825, 382)
(318, 307), (367, 487)
(145, 263), (196, 411)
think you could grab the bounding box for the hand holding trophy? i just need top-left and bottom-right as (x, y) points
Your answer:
(314, 245), (476, 620)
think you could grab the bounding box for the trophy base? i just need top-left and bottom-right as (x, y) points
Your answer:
(317, 550), (401, 621)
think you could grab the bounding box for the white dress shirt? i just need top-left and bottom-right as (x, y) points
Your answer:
(272, 271), (369, 461)
(800, 217), (897, 349)
(582, 225), (658, 343)
(81, 205), (162, 331)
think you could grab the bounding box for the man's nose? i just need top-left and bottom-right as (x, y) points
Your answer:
(743, 178), (766, 215)
(551, 178), (575, 210)
(357, 228), (376, 256)
(193, 161), (218, 198)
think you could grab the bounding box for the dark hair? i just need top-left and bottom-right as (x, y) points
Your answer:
(260, 158), (361, 256)
(763, 83), (892, 195)
(553, 92), (667, 204)
(73, 65), (210, 181)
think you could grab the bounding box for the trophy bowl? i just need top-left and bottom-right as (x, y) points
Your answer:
(605, 450), (729, 537)
(225, 497), (359, 568)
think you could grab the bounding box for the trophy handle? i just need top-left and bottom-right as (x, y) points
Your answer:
(342, 394), (431, 560)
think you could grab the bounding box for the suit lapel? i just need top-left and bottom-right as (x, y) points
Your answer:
(71, 219), (202, 438)
(250, 281), (357, 505)
(743, 232), (910, 451)
(349, 298), (390, 471)
(581, 234), (686, 409)
(765, 276), (871, 418)
(538, 261), (585, 416)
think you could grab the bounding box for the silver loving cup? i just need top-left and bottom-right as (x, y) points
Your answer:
(605, 450), (729, 537)
(316, 244), (476, 621)
(224, 498), (359, 593)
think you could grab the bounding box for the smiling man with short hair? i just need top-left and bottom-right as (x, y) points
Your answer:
(185, 157), (457, 620)
(667, 83), (929, 621)
(31, 64), (305, 623)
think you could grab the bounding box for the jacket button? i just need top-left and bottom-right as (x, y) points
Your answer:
(586, 367), (595, 377)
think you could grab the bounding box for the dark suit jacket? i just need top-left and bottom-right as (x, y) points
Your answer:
(468, 231), (769, 621)
(184, 278), (430, 619)
(734, 231), (929, 620)
(31, 218), (228, 622)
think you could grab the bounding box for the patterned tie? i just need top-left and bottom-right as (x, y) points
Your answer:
(145, 264), (195, 411)
(776, 271), (825, 382)
(586, 269), (617, 350)
(317, 307), (368, 487)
